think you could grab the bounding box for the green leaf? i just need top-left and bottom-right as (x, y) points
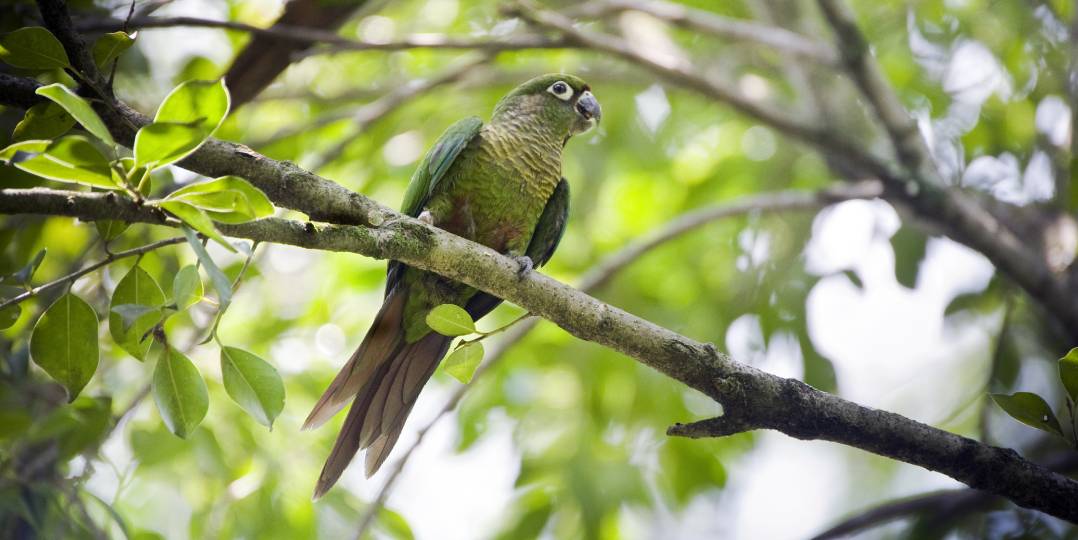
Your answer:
(0, 303), (21, 330)
(110, 303), (161, 332)
(109, 265), (165, 361)
(890, 226), (927, 289)
(13, 135), (116, 188)
(132, 122), (207, 170)
(96, 220), (128, 242)
(159, 200), (235, 252)
(35, 84), (115, 147)
(443, 342), (484, 384)
(1059, 348), (1078, 403)
(29, 293), (99, 399)
(92, 31), (135, 68)
(182, 227), (232, 310)
(13, 102), (75, 142)
(0, 139), (48, 163)
(0, 27), (70, 70)
(990, 392), (1063, 437)
(425, 304), (475, 336)
(154, 79), (230, 133)
(220, 346), (285, 428)
(152, 346), (208, 439)
(167, 176), (274, 223)
(11, 248), (46, 285)
(172, 265), (203, 310)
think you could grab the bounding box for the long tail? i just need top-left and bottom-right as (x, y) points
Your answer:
(305, 289), (451, 499)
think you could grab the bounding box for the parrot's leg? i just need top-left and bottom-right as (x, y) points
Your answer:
(513, 255), (534, 279)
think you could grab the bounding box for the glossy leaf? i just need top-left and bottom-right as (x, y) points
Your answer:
(92, 31), (135, 68)
(1059, 348), (1078, 403)
(154, 79), (230, 133)
(133, 122), (207, 170)
(444, 342), (484, 384)
(35, 84), (116, 147)
(0, 27), (70, 70)
(172, 265), (204, 310)
(152, 346), (208, 439)
(990, 392), (1063, 437)
(159, 200), (234, 252)
(426, 304), (475, 336)
(0, 139), (48, 163)
(220, 346), (285, 428)
(12, 102), (75, 142)
(109, 265), (165, 361)
(14, 135), (116, 188)
(167, 176), (274, 223)
(29, 293), (99, 399)
(111, 304), (161, 332)
(182, 227), (232, 310)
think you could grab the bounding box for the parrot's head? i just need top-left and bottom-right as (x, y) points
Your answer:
(492, 73), (601, 141)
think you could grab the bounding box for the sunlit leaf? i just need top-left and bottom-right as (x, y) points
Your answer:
(1059, 348), (1078, 404)
(92, 31), (136, 68)
(172, 265), (203, 310)
(426, 304), (475, 336)
(35, 84), (115, 147)
(29, 293), (99, 399)
(14, 135), (116, 188)
(182, 226), (232, 310)
(990, 392), (1063, 437)
(443, 342), (484, 384)
(133, 122), (208, 170)
(167, 175), (274, 223)
(220, 346), (285, 428)
(0, 27), (70, 70)
(159, 200), (235, 252)
(0, 139), (48, 163)
(12, 102), (75, 141)
(109, 265), (165, 361)
(152, 346), (208, 439)
(154, 79), (230, 133)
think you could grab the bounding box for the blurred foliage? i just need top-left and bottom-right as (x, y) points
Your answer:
(1, 0), (1076, 538)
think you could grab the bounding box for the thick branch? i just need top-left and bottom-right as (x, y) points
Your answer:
(3, 186), (1078, 523)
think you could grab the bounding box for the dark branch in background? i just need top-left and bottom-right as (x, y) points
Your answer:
(223, 0), (369, 107)
(351, 181), (885, 537)
(4, 186), (1078, 522)
(0, 73), (47, 109)
(567, 0), (839, 65)
(812, 453), (1078, 539)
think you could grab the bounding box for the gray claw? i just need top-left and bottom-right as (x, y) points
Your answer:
(513, 256), (534, 279)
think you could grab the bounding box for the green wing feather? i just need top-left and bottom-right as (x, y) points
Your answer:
(399, 116), (483, 217)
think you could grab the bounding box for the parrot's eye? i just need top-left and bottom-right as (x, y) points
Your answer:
(547, 81), (572, 101)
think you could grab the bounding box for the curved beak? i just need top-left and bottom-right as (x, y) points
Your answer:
(575, 91), (601, 124)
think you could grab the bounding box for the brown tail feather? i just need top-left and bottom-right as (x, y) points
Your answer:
(303, 289), (407, 431)
(311, 322), (451, 499)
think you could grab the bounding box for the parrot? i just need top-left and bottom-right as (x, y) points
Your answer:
(303, 74), (601, 498)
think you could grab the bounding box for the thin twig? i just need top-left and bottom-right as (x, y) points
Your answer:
(0, 236), (186, 312)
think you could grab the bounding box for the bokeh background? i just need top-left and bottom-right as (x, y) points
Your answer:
(1, 0), (1075, 538)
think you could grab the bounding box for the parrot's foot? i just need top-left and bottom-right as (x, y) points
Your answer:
(513, 256), (534, 279)
(418, 210), (434, 225)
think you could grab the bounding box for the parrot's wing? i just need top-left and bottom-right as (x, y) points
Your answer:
(525, 177), (570, 267)
(465, 178), (570, 321)
(387, 116), (484, 295)
(399, 115), (484, 217)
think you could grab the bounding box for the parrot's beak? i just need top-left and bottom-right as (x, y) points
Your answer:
(575, 91), (601, 126)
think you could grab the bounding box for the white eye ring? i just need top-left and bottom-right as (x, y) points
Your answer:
(547, 81), (572, 101)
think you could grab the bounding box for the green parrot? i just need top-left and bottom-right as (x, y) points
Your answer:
(304, 74), (601, 498)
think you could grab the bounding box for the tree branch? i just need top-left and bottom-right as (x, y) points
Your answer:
(3, 186), (1078, 523)
(567, 0), (839, 65)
